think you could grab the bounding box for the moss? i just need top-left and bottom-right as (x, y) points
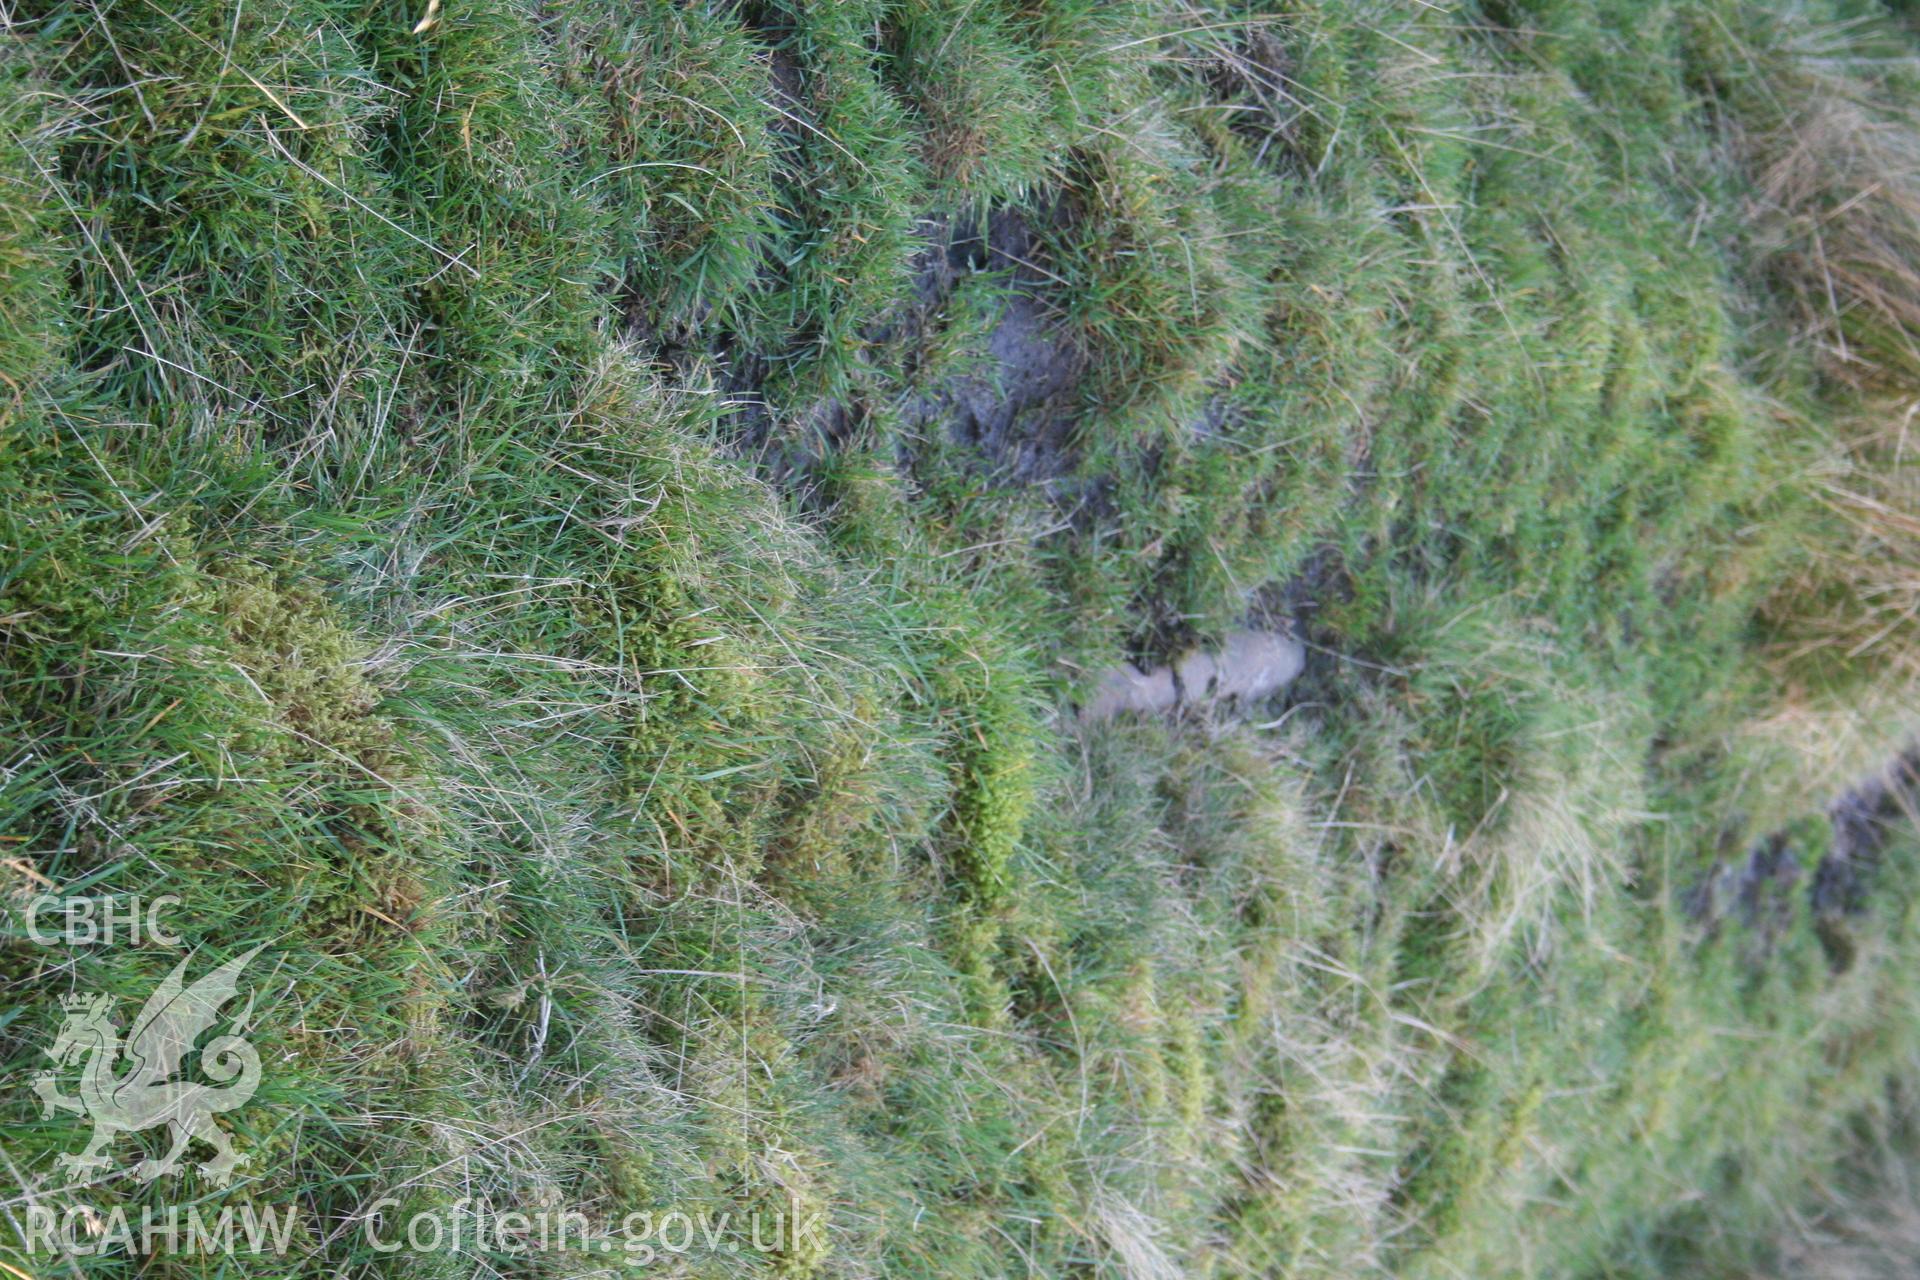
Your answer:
(1394, 1055), (1500, 1247)
(219, 566), (393, 770)
(947, 695), (1037, 907)
(944, 904), (1010, 1027)
(577, 566), (777, 870)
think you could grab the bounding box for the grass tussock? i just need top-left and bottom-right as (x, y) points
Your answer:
(1720, 9), (1920, 391)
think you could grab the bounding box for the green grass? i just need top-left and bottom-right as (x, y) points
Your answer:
(6, 1), (1920, 1278)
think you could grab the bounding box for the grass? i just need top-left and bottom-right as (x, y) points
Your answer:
(5, 0), (1920, 1278)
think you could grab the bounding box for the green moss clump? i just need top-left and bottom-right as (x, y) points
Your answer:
(219, 566), (393, 771)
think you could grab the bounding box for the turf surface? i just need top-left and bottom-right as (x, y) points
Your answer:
(5, 1), (1920, 1276)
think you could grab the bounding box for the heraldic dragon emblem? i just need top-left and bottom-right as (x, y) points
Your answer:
(31, 945), (265, 1186)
